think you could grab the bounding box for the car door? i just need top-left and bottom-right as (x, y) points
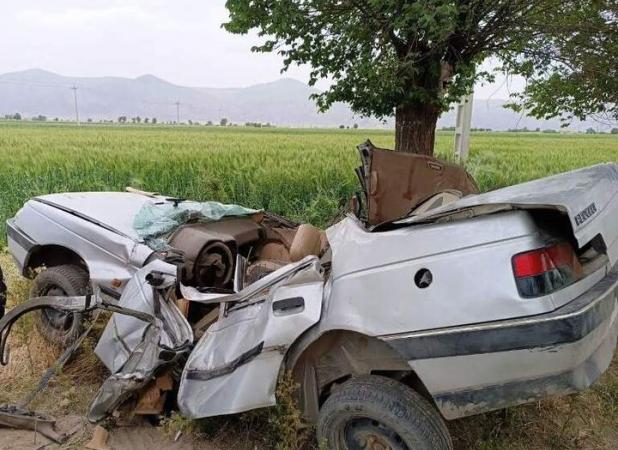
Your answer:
(177, 257), (323, 418)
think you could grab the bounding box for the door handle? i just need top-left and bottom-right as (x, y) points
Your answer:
(272, 297), (304, 314)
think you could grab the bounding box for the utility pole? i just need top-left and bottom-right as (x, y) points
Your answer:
(70, 85), (80, 125)
(175, 101), (181, 124)
(454, 91), (473, 160)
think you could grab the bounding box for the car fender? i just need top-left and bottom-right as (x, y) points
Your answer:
(13, 200), (152, 293)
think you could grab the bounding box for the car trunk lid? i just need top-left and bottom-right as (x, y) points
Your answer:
(398, 163), (618, 265)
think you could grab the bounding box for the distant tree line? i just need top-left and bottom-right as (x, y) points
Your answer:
(338, 123), (359, 129)
(244, 122), (273, 128)
(2, 113), (614, 133)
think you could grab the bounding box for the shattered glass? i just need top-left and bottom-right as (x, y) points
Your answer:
(133, 200), (260, 250)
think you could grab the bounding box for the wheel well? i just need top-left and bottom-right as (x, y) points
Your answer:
(24, 245), (89, 278)
(287, 330), (435, 422)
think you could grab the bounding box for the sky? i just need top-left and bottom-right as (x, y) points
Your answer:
(1, 0), (524, 99)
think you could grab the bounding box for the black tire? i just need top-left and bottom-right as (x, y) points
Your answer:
(30, 264), (90, 347)
(317, 375), (452, 450)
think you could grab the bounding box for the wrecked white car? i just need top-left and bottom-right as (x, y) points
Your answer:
(3, 141), (618, 449)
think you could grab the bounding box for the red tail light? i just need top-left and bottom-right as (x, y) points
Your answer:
(512, 242), (583, 298)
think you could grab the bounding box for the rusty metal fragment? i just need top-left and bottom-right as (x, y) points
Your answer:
(0, 405), (66, 443)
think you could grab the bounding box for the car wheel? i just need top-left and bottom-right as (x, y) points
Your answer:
(317, 375), (452, 450)
(30, 265), (90, 347)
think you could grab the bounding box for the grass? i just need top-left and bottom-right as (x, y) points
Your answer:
(0, 122), (617, 448)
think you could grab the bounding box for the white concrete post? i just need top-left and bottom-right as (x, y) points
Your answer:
(454, 92), (474, 160)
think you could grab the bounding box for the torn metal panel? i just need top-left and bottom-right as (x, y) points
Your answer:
(0, 405), (66, 443)
(88, 321), (187, 423)
(0, 260), (193, 423)
(89, 260), (193, 422)
(178, 260), (324, 419)
(95, 260), (192, 373)
(356, 140), (479, 226)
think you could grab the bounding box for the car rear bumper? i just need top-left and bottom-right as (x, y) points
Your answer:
(6, 219), (35, 276)
(382, 264), (618, 420)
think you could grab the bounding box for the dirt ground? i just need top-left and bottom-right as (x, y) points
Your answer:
(0, 416), (221, 450)
(1, 251), (616, 449)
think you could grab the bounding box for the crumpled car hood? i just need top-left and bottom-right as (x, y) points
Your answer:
(34, 192), (153, 241)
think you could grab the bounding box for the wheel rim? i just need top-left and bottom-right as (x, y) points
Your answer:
(41, 286), (75, 332)
(343, 418), (409, 450)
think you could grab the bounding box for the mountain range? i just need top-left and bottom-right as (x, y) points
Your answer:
(0, 69), (608, 131)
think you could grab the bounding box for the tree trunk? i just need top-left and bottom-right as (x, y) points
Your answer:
(395, 104), (441, 155)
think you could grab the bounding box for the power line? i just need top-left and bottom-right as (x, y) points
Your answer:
(70, 85), (79, 125)
(174, 101), (181, 124)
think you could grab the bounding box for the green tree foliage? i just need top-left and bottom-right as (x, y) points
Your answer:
(225, 1), (617, 154)
(504, 3), (617, 125)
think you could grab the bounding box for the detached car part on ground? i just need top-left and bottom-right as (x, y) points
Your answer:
(3, 141), (618, 450)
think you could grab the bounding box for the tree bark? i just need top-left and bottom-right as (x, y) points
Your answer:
(395, 104), (441, 155)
